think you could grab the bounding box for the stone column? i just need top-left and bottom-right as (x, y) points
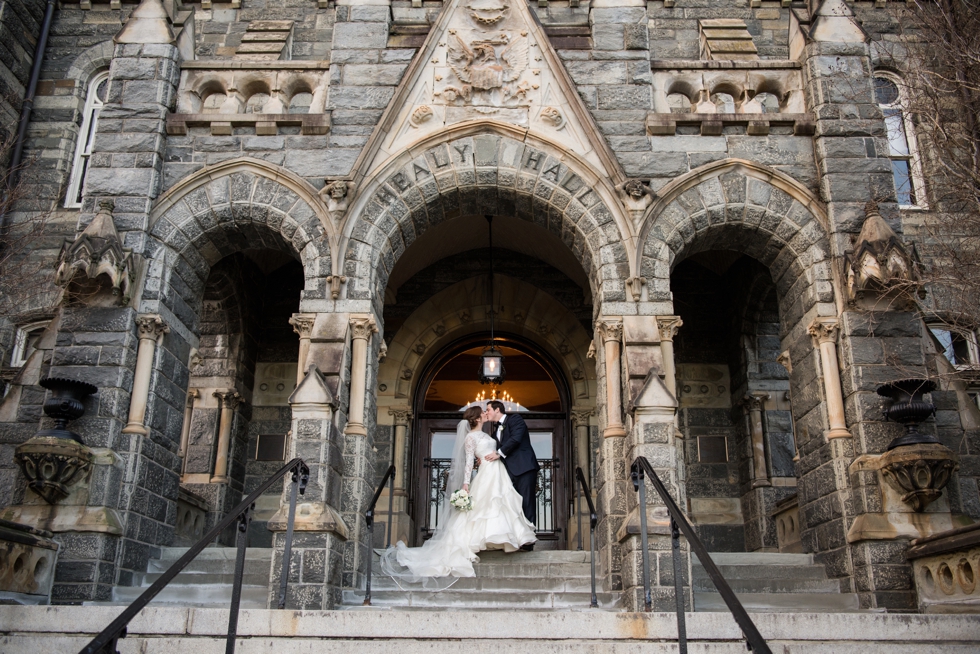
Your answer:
(570, 409), (593, 549)
(656, 316), (683, 396)
(122, 314), (169, 435)
(808, 317), (850, 439)
(345, 316), (377, 437)
(598, 320), (626, 439)
(289, 313), (316, 387)
(744, 392), (772, 488)
(210, 389), (241, 484)
(178, 388), (199, 473)
(389, 408), (411, 498)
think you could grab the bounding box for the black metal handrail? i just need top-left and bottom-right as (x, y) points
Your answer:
(574, 466), (598, 608)
(79, 458), (309, 654)
(630, 457), (771, 654)
(363, 463), (396, 606)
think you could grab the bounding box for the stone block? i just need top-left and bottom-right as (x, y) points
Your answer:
(332, 22), (388, 50)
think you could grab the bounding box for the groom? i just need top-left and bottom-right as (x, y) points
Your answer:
(484, 400), (540, 549)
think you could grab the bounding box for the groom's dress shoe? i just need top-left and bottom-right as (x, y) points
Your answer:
(520, 543), (534, 552)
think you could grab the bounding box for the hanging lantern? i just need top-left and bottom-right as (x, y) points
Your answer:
(478, 214), (505, 385)
(479, 345), (505, 385)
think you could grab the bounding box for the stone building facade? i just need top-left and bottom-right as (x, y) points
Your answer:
(0, 0), (977, 615)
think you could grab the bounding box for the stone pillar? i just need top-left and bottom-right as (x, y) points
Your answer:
(390, 408), (411, 498)
(808, 317), (850, 440)
(744, 392), (772, 488)
(210, 389), (241, 484)
(289, 313), (316, 387)
(656, 316), (683, 396)
(177, 388), (198, 472)
(345, 316), (377, 436)
(269, 366), (347, 610)
(569, 409), (593, 549)
(122, 314), (169, 434)
(598, 320), (626, 438)
(381, 407), (413, 545)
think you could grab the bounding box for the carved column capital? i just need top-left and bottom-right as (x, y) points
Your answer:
(776, 350), (792, 373)
(213, 389), (242, 409)
(289, 313), (316, 338)
(808, 317), (840, 345)
(185, 388), (200, 408)
(743, 392), (770, 413)
(135, 314), (169, 340)
(570, 409), (593, 429)
(656, 315), (683, 342)
(350, 315), (378, 342)
(388, 407), (412, 425)
(597, 320), (623, 344)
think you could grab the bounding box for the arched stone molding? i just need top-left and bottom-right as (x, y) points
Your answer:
(378, 275), (596, 406)
(340, 123), (635, 311)
(141, 158), (334, 336)
(66, 41), (116, 88)
(636, 159), (835, 322)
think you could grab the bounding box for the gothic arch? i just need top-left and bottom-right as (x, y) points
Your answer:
(341, 123), (635, 311)
(378, 275), (596, 405)
(637, 159), (835, 323)
(140, 159), (333, 336)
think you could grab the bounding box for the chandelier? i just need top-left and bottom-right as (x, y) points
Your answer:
(478, 215), (505, 385)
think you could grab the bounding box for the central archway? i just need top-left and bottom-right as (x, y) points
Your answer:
(411, 332), (572, 549)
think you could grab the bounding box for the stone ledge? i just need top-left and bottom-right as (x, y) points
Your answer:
(908, 522), (980, 560)
(166, 113), (331, 136)
(3, 606), (980, 642)
(181, 61), (332, 70)
(651, 59), (802, 70)
(646, 113), (815, 136)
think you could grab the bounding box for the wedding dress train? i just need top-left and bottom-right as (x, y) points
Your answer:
(380, 429), (536, 585)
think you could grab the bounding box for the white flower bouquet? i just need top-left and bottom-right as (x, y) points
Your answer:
(449, 488), (473, 511)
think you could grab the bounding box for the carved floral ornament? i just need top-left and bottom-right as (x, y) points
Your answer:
(467, 0), (510, 25)
(880, 444), (958, 512)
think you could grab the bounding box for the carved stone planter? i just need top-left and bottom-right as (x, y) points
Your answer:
(879, 443), (958, 513)
(14, 377), (98, 504)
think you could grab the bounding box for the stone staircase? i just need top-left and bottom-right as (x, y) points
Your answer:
(342, 549), (622, 610)
(108, 547), (272, 609)
(693, 551), (862, 612)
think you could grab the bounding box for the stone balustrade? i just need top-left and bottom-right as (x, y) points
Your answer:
(169, 62), (332, 136)
(649, 60), (812, 136)
(772, 495), (802, 554)
(174, 488), (208, 547)
(908, 523), (980, 614)
(0, 520), (59, 605)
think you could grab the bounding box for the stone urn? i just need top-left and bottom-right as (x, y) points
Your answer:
(877, 379), (957, 512)
(14, 377), (98, 504)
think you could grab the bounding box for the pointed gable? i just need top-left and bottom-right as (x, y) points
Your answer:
(355, 0), (624, 183)
(289, 365), (336, 407)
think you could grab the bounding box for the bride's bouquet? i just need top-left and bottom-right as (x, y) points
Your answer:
(449, 488), (473, 511)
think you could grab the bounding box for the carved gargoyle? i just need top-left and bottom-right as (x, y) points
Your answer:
(616, 179), (656, 216)
(55, 200), (134, 306)
(320, 180), (356, 222)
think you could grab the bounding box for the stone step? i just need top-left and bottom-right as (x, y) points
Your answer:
(694, 552), (814, 566)
(692, 563), (831, 581)
(146, 557), (272, 575)
(692, 576), (840, 594)
(342, 589), (622, 610)
(8, 605), (976, 653)
(109, 583), (269, 609)
(155, 546), (273, 562)
(142, 571), (270, 587)
(694, 591), (862, 613)
(364, 574), (598, 593)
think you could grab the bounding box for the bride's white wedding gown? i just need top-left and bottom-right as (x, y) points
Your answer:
(381, 430), (537, 580)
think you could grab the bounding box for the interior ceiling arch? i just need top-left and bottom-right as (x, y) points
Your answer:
(386, 213), (592, 297)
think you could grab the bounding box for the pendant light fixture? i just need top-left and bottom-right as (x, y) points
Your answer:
(478, 215), (505, 385)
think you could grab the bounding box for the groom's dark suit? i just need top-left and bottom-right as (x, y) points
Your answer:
(493, 413), (540, 524)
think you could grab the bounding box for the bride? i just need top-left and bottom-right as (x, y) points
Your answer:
(380, 405), (536, 584)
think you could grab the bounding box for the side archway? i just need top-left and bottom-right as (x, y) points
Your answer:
(142, 158), (335, 334)
(342, 123), (634, 311)
(637, 159), (835, 321)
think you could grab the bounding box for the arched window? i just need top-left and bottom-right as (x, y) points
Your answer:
(874, 74), (925, 208)
(928, 323), (979, 369)
(65, 72), (109, 208)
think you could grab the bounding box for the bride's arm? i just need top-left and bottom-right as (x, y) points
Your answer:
(462, 433), (477, 491)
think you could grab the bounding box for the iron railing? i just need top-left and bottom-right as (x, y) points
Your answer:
(79, 458), (309, 654)
(574, 466), (598, 608)
(363, 463), (396, 606)
(631, 457), (771, 654)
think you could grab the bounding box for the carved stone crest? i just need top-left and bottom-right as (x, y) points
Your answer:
(466, 0), (510, 25)
(442, 32), (529, 107)
(410, 105), (434, 128)
(541, 106), (564, 129)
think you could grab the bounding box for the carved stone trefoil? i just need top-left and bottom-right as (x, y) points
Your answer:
(879, 443), (959, 512)
(846, 201), (920, 309)
(55, 200), (135, 306)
